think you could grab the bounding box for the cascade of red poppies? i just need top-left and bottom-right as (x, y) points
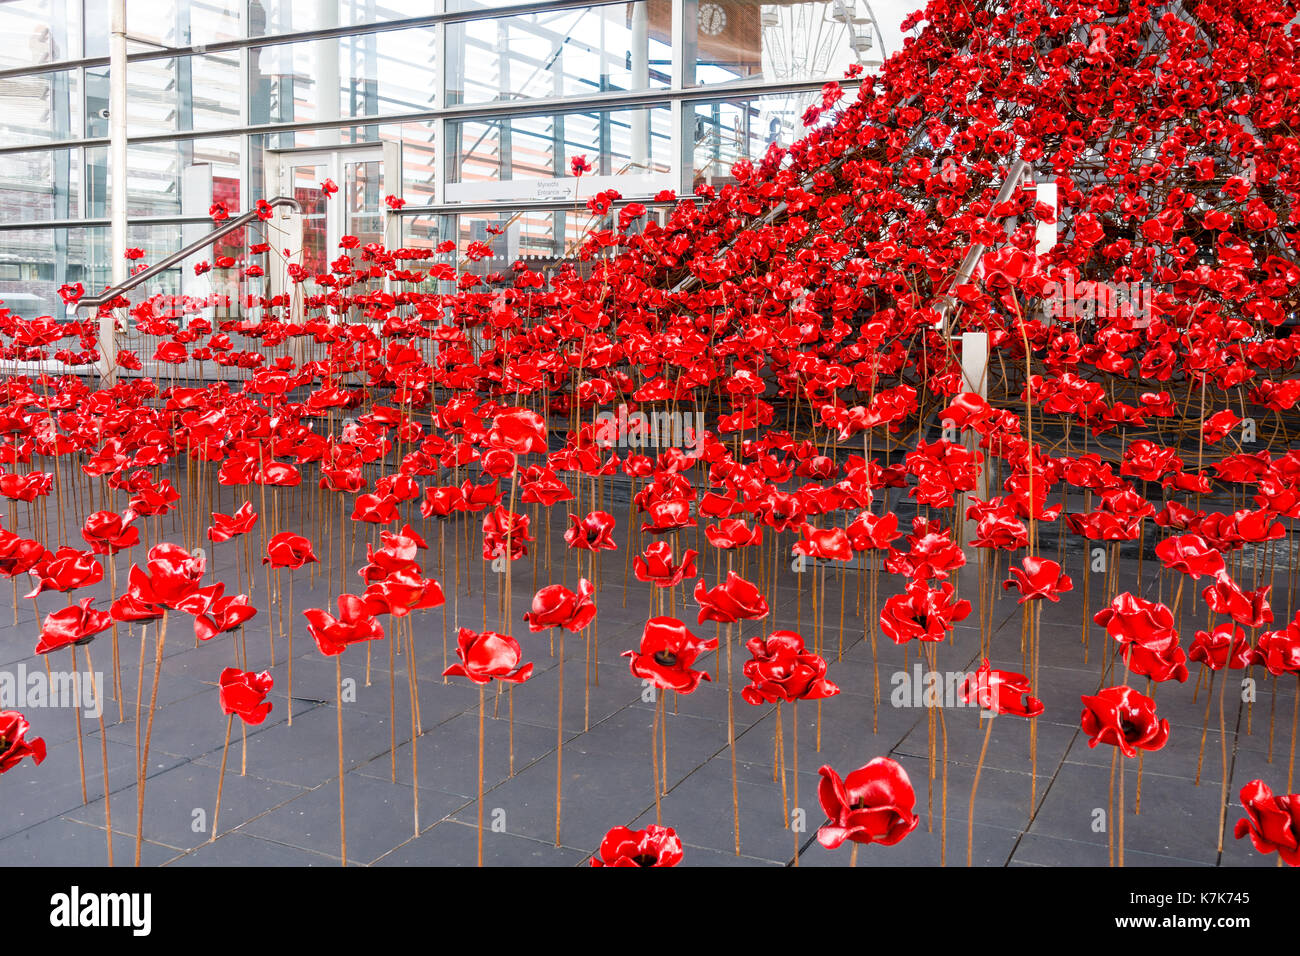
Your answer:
(4, 0), (1300, 868)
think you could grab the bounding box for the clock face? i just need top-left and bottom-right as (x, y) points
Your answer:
(699, 2), (727, 36)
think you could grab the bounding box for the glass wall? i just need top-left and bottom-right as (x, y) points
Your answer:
(0, 0), (889, 319)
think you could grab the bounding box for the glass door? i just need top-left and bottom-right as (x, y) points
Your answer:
(265, 143), (400, 279)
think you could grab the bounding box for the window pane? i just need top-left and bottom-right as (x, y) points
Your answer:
(446, 105), (672, 202)
(677, 0), (873, 87)
(0, 69), (81, 146)
(250, 28), (437, 129)
(446, 3), (667, 106)
(689, 90), (824, 184)
(0, 0), (81, 68)
(0, 148), (80, 225)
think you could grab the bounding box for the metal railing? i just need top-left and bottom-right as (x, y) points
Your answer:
(75, 196), (303, 310)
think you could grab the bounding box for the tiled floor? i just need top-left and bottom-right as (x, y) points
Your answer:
(1, 478), (1294, 866)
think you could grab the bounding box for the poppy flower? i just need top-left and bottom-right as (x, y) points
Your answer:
(879, 581), (971, 644)
(815, 759), (920, 849)
(194, 588), (258, 642)
(0, 710), (46, 775)
(705, 518), (762, 549)
(884, 518), (965, 581)
(1123, 632), (1190, 684)
(633, 541), (697, 587)
(35, 597), (113, 655)
(263, 532), (320, 569)
(488, 408), (547, 454)
(1248, 622), (1300, 676)
(693, 571), (770, 624)
(1233, 779), (1300, 866)
(1003, 556), (1073, 603)
(218, 668), (274, 725)
(110, 589), (164, 623)
(740, 631), (838, 703)
(570, 155), (592, 177)
(1155, 534), (1225, 578)
(421, 485), (465, 518)
(304, 594), (385, 656)
(1188, 623), (1251, 671)
(26, 546), (103, 597)
(623, 617), (717, 693)
(442, 628), (533, 684)
(481, 506), (532, 560)
(1079, 686), (1170, 758)
(362, 568), (445, 618)
(792, 524), (853, 562)
(1093, 592), (1176, 645)
(208, 501), (258, 543)
(352, 492), (400, 524)
(590, 824), (683, 867)
(524, 579), (597, 632)
(80, 510), (140, 555)
(1202, 571), (1273, 628)
(564, 511), (618, 551)
(959, 659), (1045, 717)
(0, 530), (44, 577)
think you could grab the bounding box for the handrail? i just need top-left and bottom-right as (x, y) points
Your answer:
(75, 196), (303, 310)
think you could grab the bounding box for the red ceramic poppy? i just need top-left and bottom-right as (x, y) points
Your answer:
(633, 541), (698, 588)
(959, 660), (1045, 717)
(304, 594), (385, 656)
(264, 532), (320, 569)
(623, 617), (717, 693)
(884, 517), (965, 581)
(815, 759), (919, 849)
(1003, 556), (1073, 603)
(1093, 592), (1176, 645)
(0, 530), (44, 577)
(218, 668), (274, 725)
(1202, 571), (1273, 628)
(80, 510), (140, 555)
(1233, 779), (1300, 866)
(442, 628), (533, 684)
(590, 824), (683, 867)
(1248, 621), (1300, 676)
(1188, 623), (1251, 671)
(126, 542), (205, 609)
(207, 501), (259, 543)
(879, 580), (972, 644)
(487, 408), (548, 454)
(1154, 534), (1225, 578)
(25, 546), (104, 598)
(524, 579), (597, 632)
(1079, 686), (1170, 758)
(705, 518), (762, 550)
(0, 710), (46, 775)
(194, 588), (258, 642)
(35, 597), (113, 655)
(481, 506), (532, 561)
(564, 511), (618, 552)
(693, 571), (770, 624)
(740, 631), (839, 703)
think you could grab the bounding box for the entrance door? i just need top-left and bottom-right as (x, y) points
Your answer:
(265, 143), (401, 278)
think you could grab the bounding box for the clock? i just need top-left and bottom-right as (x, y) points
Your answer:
(699, 2), (727, 36)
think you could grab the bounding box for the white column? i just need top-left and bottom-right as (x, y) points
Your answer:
(316, 0), (340, 146)
(1035, 181), (1058, 255)
(103, 0), (127, 386)
(631, 2), (650, 171)
(959, 330), (990, 556)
